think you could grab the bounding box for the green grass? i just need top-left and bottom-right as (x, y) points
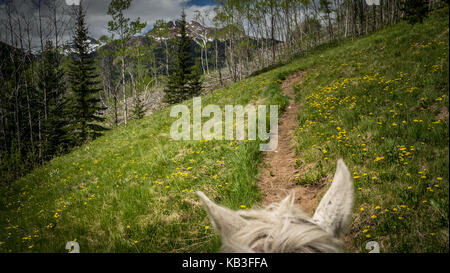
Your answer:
(292, 8), (449, 252)
(0, 8), (448, 253)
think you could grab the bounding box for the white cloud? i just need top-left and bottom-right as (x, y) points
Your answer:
(65, 0), (80, 5)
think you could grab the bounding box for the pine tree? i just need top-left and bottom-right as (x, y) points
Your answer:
(164, 10), (202, 104)
(132, 95), (145, 120)
(401, 0), (429, 24)
(188, 57), (203, 97)
(68, 2), (106, 144)
(37, 41), (69, 158)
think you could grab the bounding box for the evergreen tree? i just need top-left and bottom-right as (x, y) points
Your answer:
(164, 10), (202, 104)
(401, 0), (429, 24)
(68, 2), (106, 144)
(188, 57), (203, 97)
(132, 95), (145, 120)
(37, 41), (69, 158)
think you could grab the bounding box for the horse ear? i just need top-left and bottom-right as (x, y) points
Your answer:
(197, 191), (246, 237)
(312, 159), (354, 238)
(276, 191), (295, 214)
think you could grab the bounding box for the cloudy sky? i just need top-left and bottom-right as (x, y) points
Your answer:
(0, 0), (216, 50)
(80, 0), (215, 39)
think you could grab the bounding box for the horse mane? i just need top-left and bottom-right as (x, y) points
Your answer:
(220, 195), (344, 253)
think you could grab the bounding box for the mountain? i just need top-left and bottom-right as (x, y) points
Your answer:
(0, 41), (34, 78)
(2, 19), (272, 77)
(62, 36), (102, 55)
(147, 20), (220, 44)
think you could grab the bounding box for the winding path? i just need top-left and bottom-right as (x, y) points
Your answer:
(257, 70), (326, 215)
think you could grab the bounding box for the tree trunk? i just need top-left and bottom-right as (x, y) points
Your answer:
(270, 4), (276, 64)
(164, 41), (169, 76)
(114, 95), (118, 126)
(372, 4), (376, 33)
(25, 79), (34, 151)
(121, 56), (127, 125)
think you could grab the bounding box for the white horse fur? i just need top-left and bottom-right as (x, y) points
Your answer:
(197, 159), (354, 253)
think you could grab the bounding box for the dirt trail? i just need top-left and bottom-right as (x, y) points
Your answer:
(257, 71), (326, 215)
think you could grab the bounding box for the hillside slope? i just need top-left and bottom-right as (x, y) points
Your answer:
(0, 47), (301, 253)
(292, 8), (449, 252)
(0, 8), (448, 253)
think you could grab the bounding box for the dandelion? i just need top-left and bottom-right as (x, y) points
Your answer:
(205, 226), (210, 230)
(371, 215), (377, 219)
(360, 207), (365, 212)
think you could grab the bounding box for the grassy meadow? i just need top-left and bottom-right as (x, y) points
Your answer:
(0, 8), (448, 253)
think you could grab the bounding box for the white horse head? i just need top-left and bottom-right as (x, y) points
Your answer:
(197, 159), (354, 253)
